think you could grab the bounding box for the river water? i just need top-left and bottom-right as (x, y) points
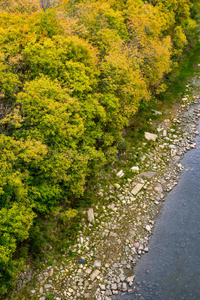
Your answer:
(117, 109), (200, 300)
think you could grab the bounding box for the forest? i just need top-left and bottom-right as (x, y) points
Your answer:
(0, 0), (199, 295)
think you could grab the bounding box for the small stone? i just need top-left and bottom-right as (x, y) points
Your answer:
(105, 263), (109, 268)
(39, 297), (45, 300)
(121, 259), (127, 265)
(100, 284), (106, 291)
(131, 247), (136, 254)
(124, 245), (129, 252)
(153, 110), (162, 115)
(84, 280), (89, 287)
(84, 293), (90, 298)
(94, 260), (101, 267)
(154, 183), (163, 193)
(171, 149), (177, 156)
(68, 288), (74, 293)
(39, 287), (43, 294)
(113, 290), (119, 295)
(114, 183), (120, 189)
(134, 243), (140, 249)
(130, 196), (135, 201)
(49, 268), (53, 276)
(79, 237), (84, 244)
(169, 144), (176, 149)
(44, 284), (52, 289)
(106, 291), (113, 297)
(126, 276), (135, 285)
(119, 274), (126, 282)
(117, 170), (124, 177)
(110, 232), (118, 237)
(131, 166), (139, 172)
(163, 129), (167, 137)
(111, 283), (117, 290)
(85, 268), (92, 274)
(139, 245), (144, 250)
(108, 203), (117, 211)
(87, 208), (95, 223)
(113, 263), (118, 268)
(157, 127), (163, 132)
(146, 225), (151, 232)
(122, 282), (127, 291)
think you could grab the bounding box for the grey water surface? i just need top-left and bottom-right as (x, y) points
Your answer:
(117, 120), (200, 299)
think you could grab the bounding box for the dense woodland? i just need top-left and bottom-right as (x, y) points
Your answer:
(0, 0), (199, 294)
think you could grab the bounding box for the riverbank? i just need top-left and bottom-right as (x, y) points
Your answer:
(94, 78), (200, 300)
(114, 98), (200, 300)
(6, 58), (200, 300)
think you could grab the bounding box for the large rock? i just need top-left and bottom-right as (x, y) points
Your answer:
(145, 132), (158, 141)
(131, 183), (144, 195)
(90, 269), (100, 281)
(87, 208), (95, 223)
(139, 171), (157, 179)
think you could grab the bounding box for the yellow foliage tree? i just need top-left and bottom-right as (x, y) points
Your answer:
(0, 0), (40, 13)
(127, 2), (172, 92)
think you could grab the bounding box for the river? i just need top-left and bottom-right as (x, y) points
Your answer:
(117, 106), (200, 300)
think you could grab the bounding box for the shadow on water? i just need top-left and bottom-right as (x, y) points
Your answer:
(116, 112), (200, 300)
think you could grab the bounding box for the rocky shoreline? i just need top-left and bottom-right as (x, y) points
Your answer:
(95, 96), (200, 300)
(9, 79), (200, 300)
